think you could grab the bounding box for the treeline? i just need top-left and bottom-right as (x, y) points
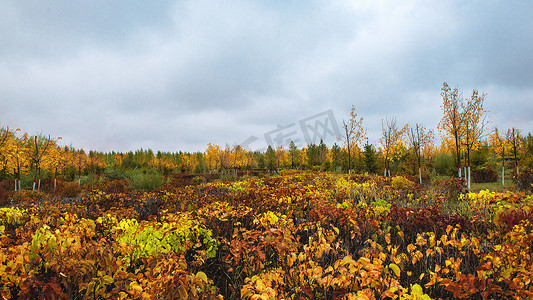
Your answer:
(1, 124), (533, 188)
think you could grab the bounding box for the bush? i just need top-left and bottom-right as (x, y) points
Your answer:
(433, 154), (455, 176)
(435, 177), (466, 202)
(9, 190), (46, 205)
(124, 169), (166, 191)
(0, 180), (15, 206)
(57, 180), (82, 198)
(391, 176), (415, 190)
(514, 169), (533, 193)
(38, 178), (82, 198)
(472, 167), (498, 183)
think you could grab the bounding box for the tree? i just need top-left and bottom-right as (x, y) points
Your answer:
(276, 145), (290, 169)
(205, 143), (221, 172)
(76, 149), (87, 185)
(318, 139), (328, 166)
(306, 143), (319, 167)
(338, 105), (366, 174)
(526, 133), (533, 155)
(265, 145), (277, 172)
(6, 132), (30, 190)
(288, 141), (300, 168)
(489, 128), (511, 185)
(438, 82), (464, 177)
(230, 144), (246, 175)
(363, 141), (378, 174)
(507, 128), (524, 175)
(0, 126), (20, 179)
(408, 124), (434, 184)
(380, 117), (406, 177)
(461, 88), (489, 190)
(330, 143), (342, 171)
(28, 134), (59, 191)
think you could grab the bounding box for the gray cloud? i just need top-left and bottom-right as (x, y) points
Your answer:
(1, 0), (532, 152)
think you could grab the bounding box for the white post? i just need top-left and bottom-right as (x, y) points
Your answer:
(54, 178), (57, 192)
(18, 180), (21, 191)
(419, 167), (422, 184)
(384, 168), (386, 177)
(458, 167), (461, 178)
(33, 181), (36, 191)
(15, 179), (17, 191)
(38, 179), (41, 191)
(502, 167), (505, 185)
(468, 166), (471, 191)
(517, 166), (519, 175)
(388, 169), (391, 177)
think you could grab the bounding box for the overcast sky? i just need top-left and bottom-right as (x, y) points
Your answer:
(1, 1), (532, 153)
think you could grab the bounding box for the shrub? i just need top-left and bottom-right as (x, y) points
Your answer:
(391, 176), (415, 190)
(433, 154), (455, 176)
(57, 180), (82, 198)
(472, 167), (498, 183)
(9, 190), (46, 204)
(514, 169), (533, 193)
(124, 169), (166, 191)
(0, 180), (15, 206)
(435, 177), (466, 202)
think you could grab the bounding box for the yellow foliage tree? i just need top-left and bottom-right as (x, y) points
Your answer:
(380, 117), (407, 177)
(438, 82), (463, 176)
(205, 143), (221, 171)
(5, 132), (31, 190)
(338, 105), (366, 174)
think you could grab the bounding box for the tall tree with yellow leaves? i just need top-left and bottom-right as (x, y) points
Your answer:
(29, 134), (60, 191)
(338, 105), (366, 174)
(461, 88), (489, 190)
(5, 132), (30, 190)
(0, 126), (19, 179)
(489, 128), (511, 185)
(380, 117), (407, 177)
(438, 82), (464, 178)
(205, 143), (221, 172)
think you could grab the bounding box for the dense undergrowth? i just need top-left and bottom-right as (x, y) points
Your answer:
(1, 170), (533, 299)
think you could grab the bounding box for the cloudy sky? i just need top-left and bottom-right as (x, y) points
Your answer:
(1, 1), (532, 153)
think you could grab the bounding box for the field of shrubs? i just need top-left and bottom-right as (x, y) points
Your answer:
(1, 170), (533, 299)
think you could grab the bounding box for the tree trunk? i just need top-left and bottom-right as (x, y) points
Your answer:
(467, 166), (471, 191)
